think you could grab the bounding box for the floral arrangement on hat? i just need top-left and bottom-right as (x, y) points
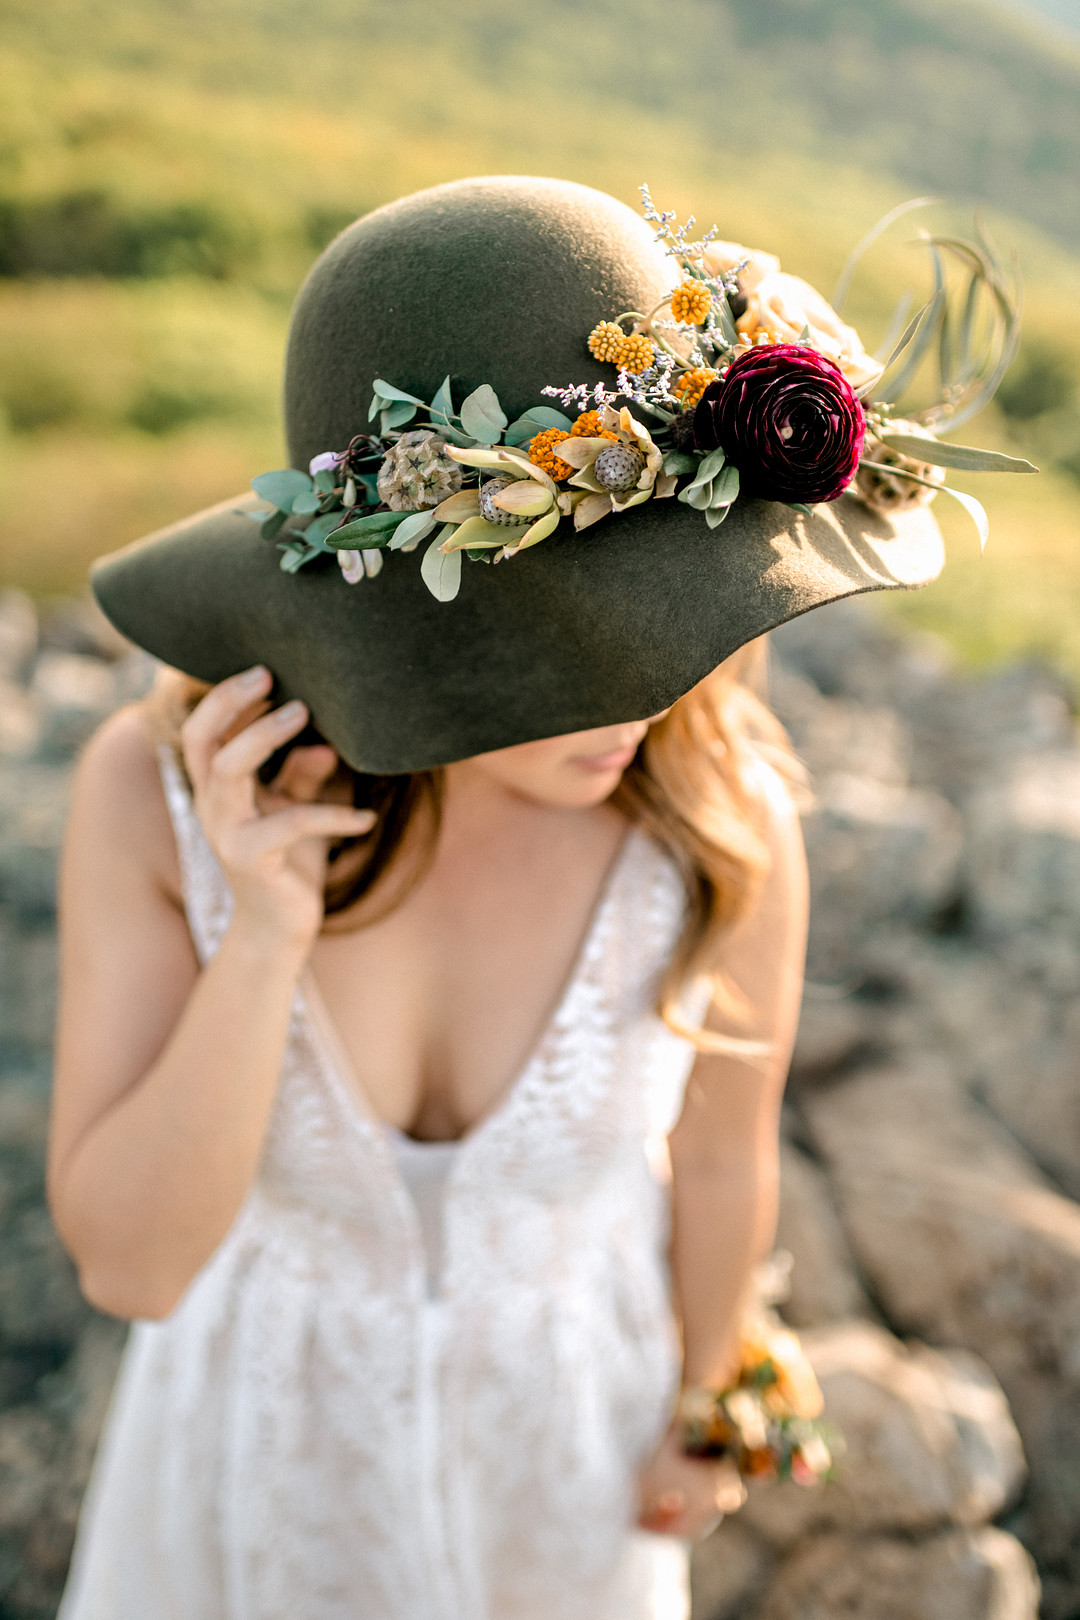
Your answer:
(248, 187), (1038, 602)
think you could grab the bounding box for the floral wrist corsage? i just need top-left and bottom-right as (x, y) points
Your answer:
(676, 1323), (834, 1486)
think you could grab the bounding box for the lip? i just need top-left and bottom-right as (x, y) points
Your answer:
(572, 745), (638, 774)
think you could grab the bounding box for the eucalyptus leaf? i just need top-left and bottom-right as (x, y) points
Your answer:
(380, 400), (418, 433)
(683, 446), (727, 495)
(704, 503), (732, 529)
(464, 548), (494, 563)
(429, 375), (454, 423)
(325, 510), (411, 548)
(877, 434), (1038, 474)
(420, 531), (462, 602)
(680, 480), (714, 511)
(278, 542), (315, 573)
(388, 509), (436, 551)
(313, 468), (338, 495)
(662, 450), (698, 476)
(459, 384), (508, 445)
(302, 513), (344, 546)
(291, 490), (322, 514)
(784, 502), (815, 515)
(515, 406), (573, 433)
(252, 468), (312, 510)
(371, 379), (425, 406)
(259, 510), (288, 540)
(709, 464), (740, 508)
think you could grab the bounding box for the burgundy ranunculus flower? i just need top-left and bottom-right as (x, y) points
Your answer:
(694, 344), (865, 505)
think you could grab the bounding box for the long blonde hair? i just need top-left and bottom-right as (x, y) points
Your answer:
(149, 642), (799, 1050)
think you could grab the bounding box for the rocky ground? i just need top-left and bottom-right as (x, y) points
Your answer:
(0, 587), (1077, 1618)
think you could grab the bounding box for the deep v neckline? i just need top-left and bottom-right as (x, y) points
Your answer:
(300, 824), (642, 1149)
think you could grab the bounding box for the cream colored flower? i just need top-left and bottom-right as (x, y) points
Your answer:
(557, 406), (670, 530)
(702, 241), (780, 293)
(703, 240), (881, 392)
(739, 270), (883, 392)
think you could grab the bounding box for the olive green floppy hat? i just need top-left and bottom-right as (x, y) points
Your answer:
(90, 175), (1030, 775)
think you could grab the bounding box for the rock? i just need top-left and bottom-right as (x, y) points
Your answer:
(0, 593), (37, 683)
(770, 665), (911, 790)
(740, 1322), (1024, 1548)
(691, 1516), (774, 1620)
(790, 992), (874, 1087)
(974, 998), (1080, 1204)
(770, 598), (953, 712)
(0, 680), (40, 760)
(38, 596), (132, 664)
(31, 652), (118, 761)
(801, 775), (963, 975)
(966, 752), (1080, 960)
(755, 1527), (1039, 1620)
(803, 1061), (1080, 1589)
(0, 764), (72, 919)
(776, 1142), (873, 1327)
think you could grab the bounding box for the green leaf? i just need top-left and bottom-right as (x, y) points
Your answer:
(388, 509), (436, 552)
(371, 378), (425, 406)
(713, 296), (739, 348)
(683, 446), (727, 496)
(302, 512), (344, 546)
(459, 384), (508, 446)
(259, 510), (288, 540)
(380, 400), (418, 433)
(830, 195), (939, 315)
(420, 530), (462, 602)
(278, 542), (316, 573)
(662, 450), (698, 476)
(709, 464), (740, 508)
(877, 434), (1038, 474)
(325, 510), (411, 548)
(291, 490), (322, 514)
(784, 502), (815, 515)
(428, 375), (454, 423)
(313, 468), (338, 495)
(464, 547), (493, 563)
(252, 468), (312, 510)
(704, 502), (732, 529)
(680, 479), (714, 511)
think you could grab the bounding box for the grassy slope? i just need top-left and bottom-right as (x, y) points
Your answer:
(1, 0), (1079, 676)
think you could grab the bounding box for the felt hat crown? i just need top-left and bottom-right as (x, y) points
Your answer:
(90, 176), (945, 773)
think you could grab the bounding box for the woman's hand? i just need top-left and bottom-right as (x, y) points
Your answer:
(636, 1423), (746, 1540)
(180, 665), (375, 953)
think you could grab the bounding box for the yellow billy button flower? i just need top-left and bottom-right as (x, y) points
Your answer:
(619, 332), (656, 375)
(587, 320), (628, 364)
(670, 281), (713, 325)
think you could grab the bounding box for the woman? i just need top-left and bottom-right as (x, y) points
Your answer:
(47, 177), (946, 1619)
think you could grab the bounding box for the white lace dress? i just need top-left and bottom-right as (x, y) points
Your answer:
(59, 750), (709, 1620)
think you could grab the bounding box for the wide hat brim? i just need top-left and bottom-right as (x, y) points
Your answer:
(92, 485), (943, 774)
(90, 175), (944, 773)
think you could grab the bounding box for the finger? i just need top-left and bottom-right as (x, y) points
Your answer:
(181, 666), (271, 788)
(244, 803), (376, 857)
(270, 744), (340, 803)
(206, 702), (311, 817)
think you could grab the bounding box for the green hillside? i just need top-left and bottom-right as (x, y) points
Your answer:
(1, 0), (1079, 674)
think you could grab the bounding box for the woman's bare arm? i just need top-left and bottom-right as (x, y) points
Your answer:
(637, 761), (808, 1535)
(47, 669), (373, 1321)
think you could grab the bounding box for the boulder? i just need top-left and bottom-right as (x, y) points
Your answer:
(690, 1516), (774, 1620)
(739, 1322), (1024, 1548)
(775, 1142), (872, 1327)
(31, 652), (118, 761)
(803, 1061), (1080, 1592)
(755, 1527), (1039, 1620)
(801, 775), (963, 975)
(0, 592), (37, 683)
(789, 992), (875, 1088)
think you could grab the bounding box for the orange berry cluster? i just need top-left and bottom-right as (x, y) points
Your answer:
(529, 427), (575, 481)
(570, 410), (617, 441)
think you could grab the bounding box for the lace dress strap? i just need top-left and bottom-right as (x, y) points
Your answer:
(156, 744), (234, 964)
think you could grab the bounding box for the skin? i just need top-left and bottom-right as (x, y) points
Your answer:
(48, 665), (807, 1542)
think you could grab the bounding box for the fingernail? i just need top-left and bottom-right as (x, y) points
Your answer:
(277, 700), (306, 723)
(239, 665), (269, 688)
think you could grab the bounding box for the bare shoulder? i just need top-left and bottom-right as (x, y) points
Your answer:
(67, 703), (181, 898)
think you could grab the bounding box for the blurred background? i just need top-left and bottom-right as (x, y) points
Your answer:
(3, 4), (1080, 1619)
(0, 0), (1079, 667)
